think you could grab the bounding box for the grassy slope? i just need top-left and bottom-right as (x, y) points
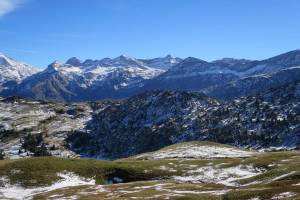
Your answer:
(1, 142), (300, 199)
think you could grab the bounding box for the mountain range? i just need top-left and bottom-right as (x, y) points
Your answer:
(1, 50), (300, 101)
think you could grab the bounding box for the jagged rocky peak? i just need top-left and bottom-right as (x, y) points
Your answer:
(164, 54), (179, 61)
(66, 57), (82, 67)
(80, 55), (143, 68)
(82, 59), (95, 66)
(0, 52), (9, 65)
(0, 52), (20, 66)
(164, 54), (182, 64)
(165, 54), (175, 59)
(116, 54), (132, 60)
(171, 57), (209, 71)
(0, 52), (38, 86)
(138, 54), (182, 70)
(47, 60), (64, 72)
(113, 54), (140, 64)
(110, 54), (149, 68)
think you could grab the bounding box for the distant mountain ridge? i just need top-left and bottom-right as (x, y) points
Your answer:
(1, 50), (300, 101)
(1, 54), (179, 101)
(0, 53), (38, 91)
(141, 50), (300, 99)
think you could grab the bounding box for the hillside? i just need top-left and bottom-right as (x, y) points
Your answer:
(69, 81), (300, 159)
(0, 96), (106, 159)
(131, 141), (256, 160)
(0, 142), (300, 199)
(1, 80), (300, 160)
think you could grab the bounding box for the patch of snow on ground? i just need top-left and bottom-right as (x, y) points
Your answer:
(0, 172), (96, 200)
(169, 189), (231, 195)
(173, 165), (262, 186)
(269, 171), (296, 182)
(271, 192), (297, 199)
(136, 144), (255, 159)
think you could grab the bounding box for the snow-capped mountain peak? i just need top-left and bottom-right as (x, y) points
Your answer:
(0, 53), (38, 89)
(165, 54), (180, 64)
(114, 54), (136, 61)
(46, 61), (82, 75)
(165, 54), (175, 59)
(0, 53), (22, 66)
(139, 55), (182, 70)
(47, 61), (63, 71)
(116, 54), (132, 60)
(6, 54), (164, 101)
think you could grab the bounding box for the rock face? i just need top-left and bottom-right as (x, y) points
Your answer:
(68, 81), (300, 159)
(0, 53), (38, 91)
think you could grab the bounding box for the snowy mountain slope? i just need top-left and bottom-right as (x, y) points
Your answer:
(2, 50), (300, 101)
(67, 90), (220, 159)
(3, 55), (163, 101)
(4, 61), (88, 101)
(153, 50), (300, 79)
(0, 53), (38, 91)
(1, 80), (300, 160)
(256, 49), (300, 74)
(140, 50), (300, 95)
(138, 57), (240, 92)
(68, 82), (300, 159)
(139, 55), (182, 70)
(208, 66), (300, 100)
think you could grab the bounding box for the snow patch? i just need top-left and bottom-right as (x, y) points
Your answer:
(271, 192), (297, 199)
(173, 165), (262, 186)
(136, 144), (255, 159)
(0, 172), (96, 200)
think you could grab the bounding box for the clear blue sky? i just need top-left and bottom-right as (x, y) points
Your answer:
(0, 0), (300, 68)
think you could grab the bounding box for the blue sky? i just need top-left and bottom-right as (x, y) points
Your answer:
(0, 0), (300, 68)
